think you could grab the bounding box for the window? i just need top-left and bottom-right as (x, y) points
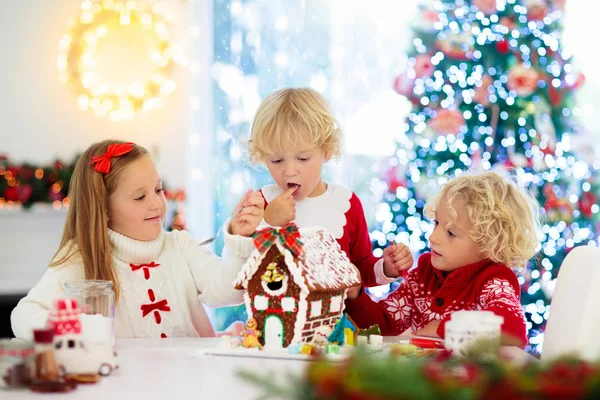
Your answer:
(261, 275), (289, 297)
(329, 295), (342, 313)
(281, 297), (296, 312)
(254, 295), (269, 310)
(310, 300), (322, 318)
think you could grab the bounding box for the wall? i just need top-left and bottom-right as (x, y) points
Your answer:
(0, 0), (194, 315)
(0, 0), (190, 189)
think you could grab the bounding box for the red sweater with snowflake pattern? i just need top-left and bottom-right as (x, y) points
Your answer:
(348, 253), (527, 346)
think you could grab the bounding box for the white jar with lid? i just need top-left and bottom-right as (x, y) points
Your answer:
(64, 280), (115, 346)
(444, 310), (504, 357)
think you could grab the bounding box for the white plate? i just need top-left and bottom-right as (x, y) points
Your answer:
(198, 347), (350, 362)
(198, 343), (390, 362)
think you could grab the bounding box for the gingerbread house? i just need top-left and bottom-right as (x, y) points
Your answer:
(234, 224), (361, 348)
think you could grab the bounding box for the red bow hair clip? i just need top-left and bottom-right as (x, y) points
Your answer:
(90, 142), (135, 174)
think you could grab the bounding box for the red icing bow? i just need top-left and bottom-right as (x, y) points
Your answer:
(252, 223), (303, 257)
(90, 142), (135, 174)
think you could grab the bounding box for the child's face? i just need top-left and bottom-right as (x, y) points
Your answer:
(263, 143), (329, 200)
(428, 196), (485, 272)
(107, 155), (166, 241)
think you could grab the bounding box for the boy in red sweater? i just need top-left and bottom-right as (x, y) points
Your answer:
(372, 171), (540, 346)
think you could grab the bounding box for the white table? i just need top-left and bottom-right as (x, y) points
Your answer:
(5, 337), (536, 400)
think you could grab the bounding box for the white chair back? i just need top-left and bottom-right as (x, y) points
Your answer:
(542, 246), (600, 361)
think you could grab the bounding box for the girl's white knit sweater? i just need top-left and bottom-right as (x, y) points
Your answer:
(11, 226), (254, 340)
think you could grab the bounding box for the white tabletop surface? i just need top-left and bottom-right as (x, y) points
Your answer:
(4, 337), (536, 400)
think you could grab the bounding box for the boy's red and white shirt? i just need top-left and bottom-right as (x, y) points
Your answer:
(380, 253), (527, 346)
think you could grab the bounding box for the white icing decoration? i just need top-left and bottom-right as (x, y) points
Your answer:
(254, 295), (269, 310)
(312, 325), (333, 344)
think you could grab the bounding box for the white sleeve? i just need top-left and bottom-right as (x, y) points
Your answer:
(176, 222), (255, 308)
(11, 262), (84, 340)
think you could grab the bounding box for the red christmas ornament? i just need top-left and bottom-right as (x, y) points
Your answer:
(496, 40), (510, 54)
(423, 361), (445, 383)
(385, 166), (406, 192)
(314, 375), (343, 398)
(23, 168), (34, 181)
(393, 73), (415, 97)
(579, 191), (596, 218)
(548, 84), (562, 106)
(4, 186), (18, 201)
(18, 184), (33, 203)
(570, 72), (586, 90)
(48, 188), (65, 202)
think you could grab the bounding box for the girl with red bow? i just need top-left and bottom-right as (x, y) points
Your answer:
(12, 140), (264, 339)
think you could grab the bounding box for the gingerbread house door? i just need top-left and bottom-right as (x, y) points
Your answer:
(264, 315), (284, 349)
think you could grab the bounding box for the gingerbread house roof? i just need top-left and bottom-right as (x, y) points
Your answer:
(234, 226), (361, 293)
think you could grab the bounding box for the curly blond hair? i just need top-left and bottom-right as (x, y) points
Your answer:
(424, 171), (541, 269)
(248, 88), (342, 163)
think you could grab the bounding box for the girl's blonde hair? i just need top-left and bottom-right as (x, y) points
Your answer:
(50, 140), (150, 302)
(248, 88), (342, 163)
(425, 171), (541, 269)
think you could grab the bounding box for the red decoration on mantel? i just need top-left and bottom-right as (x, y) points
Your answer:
(141, 289), (171, 324)
(130, 262), (161, 280)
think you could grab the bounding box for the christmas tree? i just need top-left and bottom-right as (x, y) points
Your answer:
(372, 0), (598, 353)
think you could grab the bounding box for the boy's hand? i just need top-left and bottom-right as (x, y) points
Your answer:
(264, 187), (296, 226)
(383, 242), (413, 278)
(413, 320), (441, 338)
(231, 189), (265, 237)
(346, 263), (362, 300)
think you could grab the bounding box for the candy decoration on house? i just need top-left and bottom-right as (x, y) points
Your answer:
(57, 0), (186, 121)
(358, 324), (381, 339)
(241, 318), (262, 350)
(46, 298), (118, 383)
(234, 224), (361, 349)
(328, 313), (360, 346)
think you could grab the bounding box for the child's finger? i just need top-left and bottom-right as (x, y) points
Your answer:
(388, 243), (409, 256)
(393, 245), (411, 258)
(237, 207), (262, 218)
(232, 202), (244, 217)
(233, 189), (253, 214)
(282, 186), (296, 199)
(392, 253), (412, 265)
(383, 243), (399, 256)
(244, 194), (265, 208)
